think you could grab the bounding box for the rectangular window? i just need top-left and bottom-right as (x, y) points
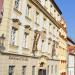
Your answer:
(44, 0), (47, 7)
(43, 18), (46, 28)
(32, 66), (35, 75)
(51, 65), (53, 74)
(9, 66), (15, 75)
(47, 65), (49, 75)
(23, 32), (28, 48)
(11, 27), (17, 45)
(55, 65), (57, 73)
(14, 0), (20, 9)
(49, 23), (51, 32)
(26, 4), (31, 17)
(35, 11), (39, 24)
(0, 0), (4, 24)
(22, 66), (26, 75)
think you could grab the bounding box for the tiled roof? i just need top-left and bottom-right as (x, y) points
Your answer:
(68, 45), (75, 53)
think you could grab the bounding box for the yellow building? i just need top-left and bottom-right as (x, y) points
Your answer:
(0, 0), (67, 75)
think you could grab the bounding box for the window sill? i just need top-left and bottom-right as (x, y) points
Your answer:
(9, 44), (18, 48)
(23, 47), (29, 51)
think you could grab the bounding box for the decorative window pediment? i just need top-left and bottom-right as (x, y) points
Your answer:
(24, 25), (31, 35)
(12, 18), (21, 29)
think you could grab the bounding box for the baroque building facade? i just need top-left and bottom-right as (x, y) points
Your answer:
(0, 0), (67, 75)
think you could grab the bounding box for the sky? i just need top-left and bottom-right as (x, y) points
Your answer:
(55, 0), (75, 41)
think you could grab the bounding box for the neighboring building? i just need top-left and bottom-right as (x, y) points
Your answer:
(67, 37), (75, 75)
(0, 0), (67, 75)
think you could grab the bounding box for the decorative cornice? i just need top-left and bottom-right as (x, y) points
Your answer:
(29, 0), (66, 32)
(59, 33), (67, 41)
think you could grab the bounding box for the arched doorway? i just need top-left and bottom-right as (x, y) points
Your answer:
(38, 69), (46, 75)
(38, 62), (46, 75)
(38, 55), (49, 75)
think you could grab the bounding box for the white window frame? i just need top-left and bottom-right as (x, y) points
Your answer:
(26, 4), (31, 17)
(11, 27), (17, 45)
(35, 11), (39, 24)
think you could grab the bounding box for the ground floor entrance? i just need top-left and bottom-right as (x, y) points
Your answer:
(38, 69), (46, 75)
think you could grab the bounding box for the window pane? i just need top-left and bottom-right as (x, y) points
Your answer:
(9, 66), (15, 75)
(22, 66), (26, 75)
(32, 66), (35, 75)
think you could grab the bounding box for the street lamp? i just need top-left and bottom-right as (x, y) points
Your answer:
(0, 34), (5, 52)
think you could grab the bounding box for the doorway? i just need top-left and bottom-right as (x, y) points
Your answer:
(38, 69), (46, 75)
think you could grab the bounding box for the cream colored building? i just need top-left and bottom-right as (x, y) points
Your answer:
(0, 0), (67, 75)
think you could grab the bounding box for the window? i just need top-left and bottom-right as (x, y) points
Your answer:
(54, 9), (56, 12)
(11, 27), (17, 45)
(0, 11), (3, 23)
(0, 1), (4, 24)
(32, 66), (35, 75)
(49, 23), (51, 32)
(44, 0), (47, 5)
(58, 14), (59, 16)
(9, 66), (15, 75)
(14, 0), (20, 9)
(43, 18), (46, 28)
(55, 65), (57, 73)
(23, 33), (27, 48)
(51, 65), (53, 74)
(22, 66), (26, 75)
(50, 5), (53, 8)
(35, 11), (39, 24)
(47, 65), (49, 75)
(0, 18), (2, 24)
(26, 4), (31, 17)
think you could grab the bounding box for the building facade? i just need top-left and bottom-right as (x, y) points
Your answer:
(67, 37), (75, 75)
(0, 0), (67, 75)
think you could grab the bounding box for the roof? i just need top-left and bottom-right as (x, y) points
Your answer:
(67, 37), (75, 45)
(50, 0), (62, 15)
(68, 45), (75, 54)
